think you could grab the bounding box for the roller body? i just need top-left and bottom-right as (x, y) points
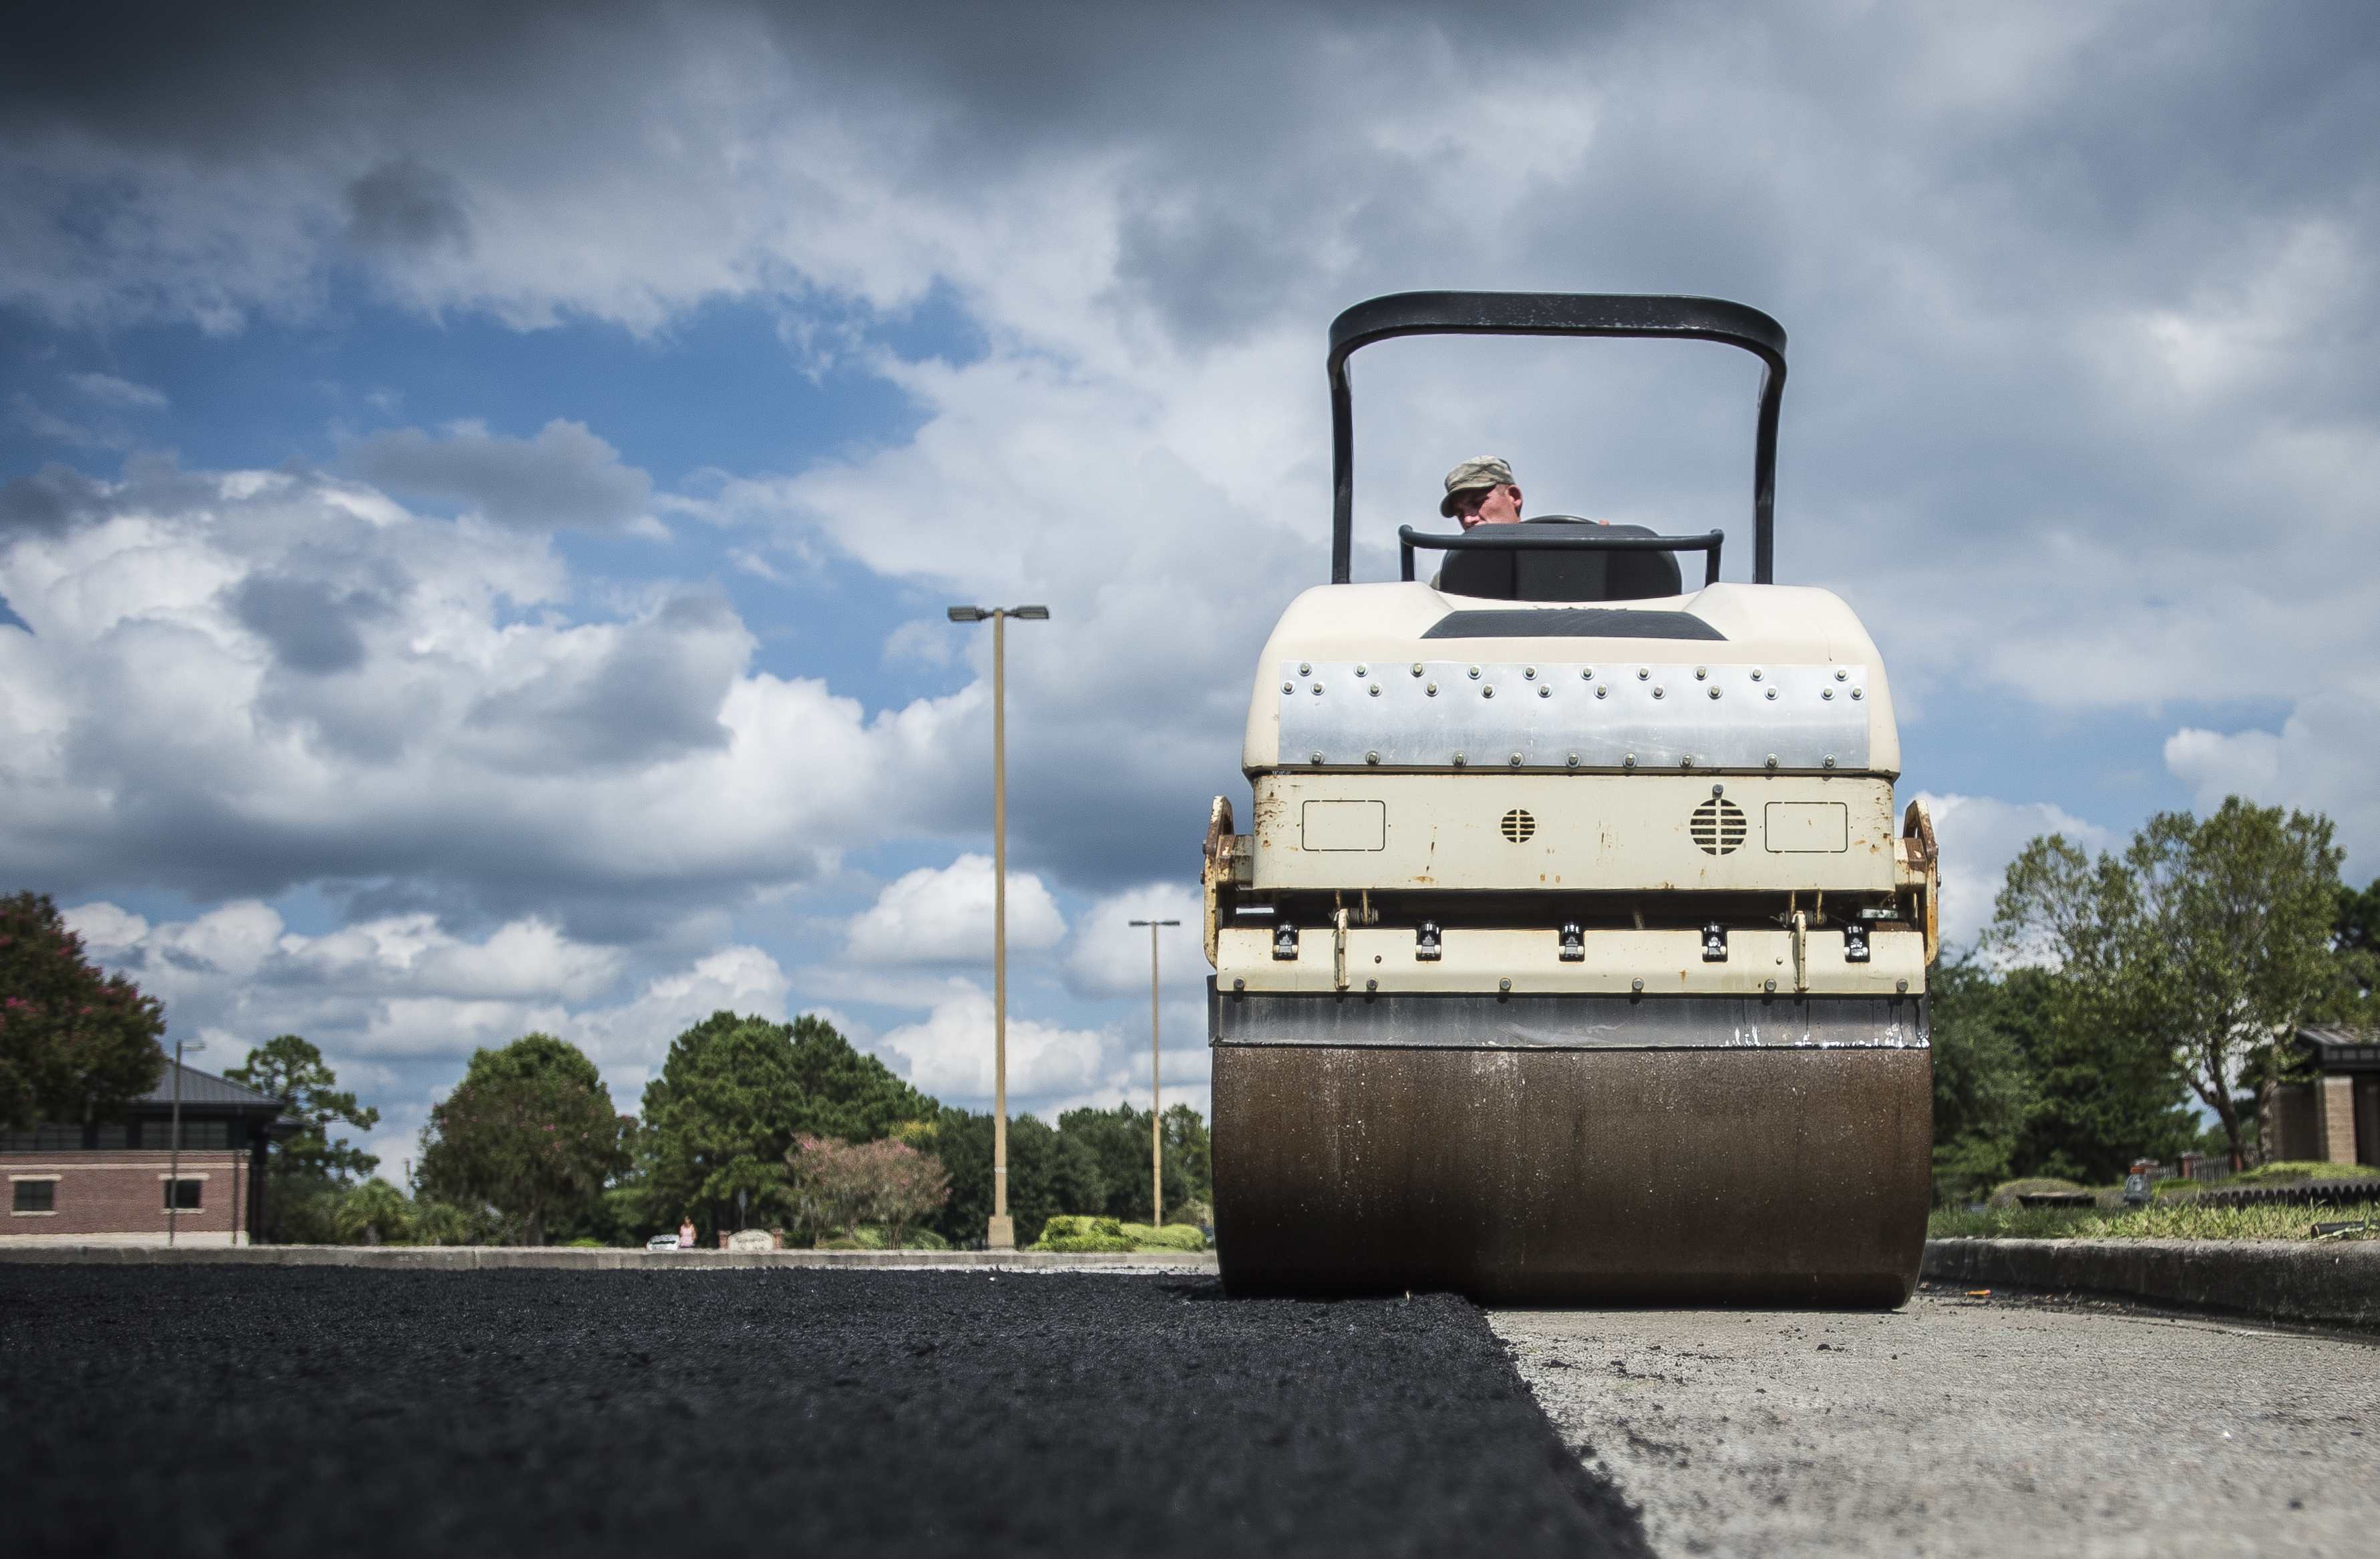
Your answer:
(1207, 291), (1942, 1303)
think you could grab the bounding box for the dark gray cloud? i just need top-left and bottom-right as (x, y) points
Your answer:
(228, 575), (379, 675)
(464, 589), (741, 770)
(347, 419), (652, 530)
(342, 158), (472, 256)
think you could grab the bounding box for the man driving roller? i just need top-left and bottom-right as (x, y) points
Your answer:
(1440, 456), (1524, 529)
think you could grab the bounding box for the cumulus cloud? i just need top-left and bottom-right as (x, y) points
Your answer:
(346, 419), (654, 532)
(67, 372), (167, 409)
(1915, 792), (2117, 950)
(876, 979), (1113, 1106)
(2166, 693), (2380, 874)
(0, 458), (977, 931)
(1064, 882), (1204, 999)
(842, 854), (1065, 966)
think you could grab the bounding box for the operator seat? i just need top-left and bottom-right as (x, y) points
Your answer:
(1437, 517), (1682, 602)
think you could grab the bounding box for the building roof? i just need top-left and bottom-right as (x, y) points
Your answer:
(2297, 1026), (2380, 1072)
(131, 1060), (287, 1113)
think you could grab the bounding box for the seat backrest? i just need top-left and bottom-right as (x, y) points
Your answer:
(1437, 519), (1683, 602)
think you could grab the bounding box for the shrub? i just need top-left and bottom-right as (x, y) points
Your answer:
(786, 1134), (951, 1248)
(1033, 1215), (1136, 1252)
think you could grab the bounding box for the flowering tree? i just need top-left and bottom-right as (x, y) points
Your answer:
(418, 1034), (632, 1245)
(785, 1134), (950, 1248)
(0, 892), (165, 1131)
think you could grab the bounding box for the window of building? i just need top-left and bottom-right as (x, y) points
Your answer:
(13, 1180), (56, 1213)
(0, 1123), (88, 1152)
(164, 1179), (202, 1210)
(139, 1119), (230, 1151)
(92, 1124), (128, 1150)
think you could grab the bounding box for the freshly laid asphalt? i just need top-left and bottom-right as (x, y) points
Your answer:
(2, 1265), (1651, 1558)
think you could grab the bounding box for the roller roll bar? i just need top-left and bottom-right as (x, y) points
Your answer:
(1327, 291), (1788, 586)
(1396, 522), (1725, 588)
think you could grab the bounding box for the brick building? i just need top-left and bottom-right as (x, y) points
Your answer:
(3, 1061), (291, 1246)
(2264, 1027), (2380, 1167)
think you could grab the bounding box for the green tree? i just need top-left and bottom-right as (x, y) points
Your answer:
(1926, 951), (2028, 1203)
(1055, 1103), (1194, 1222)
(785, 1134), (951, 1248)
(636, 1011), (937, 1243)
(926, 1108), (1072, 1247)
(224, 1034), (381, 1184)
(0, 891), (166, 1131)
(417, 1033), (631, 1246)
(1162, 1102), (1213, 1212)
(2323, 876), (2380, 1025)
(1991, 800), (2345, 1172)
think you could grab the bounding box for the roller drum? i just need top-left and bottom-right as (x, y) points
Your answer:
(1214, 1041), (1932, 1305)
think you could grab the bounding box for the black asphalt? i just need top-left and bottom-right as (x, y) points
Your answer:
(3, 1266), (1651, 1558)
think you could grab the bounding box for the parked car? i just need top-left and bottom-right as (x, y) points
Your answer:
(645, 1234), (679, 1250)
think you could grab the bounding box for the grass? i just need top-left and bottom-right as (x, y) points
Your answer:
(1930, 1196), (2380, 1243)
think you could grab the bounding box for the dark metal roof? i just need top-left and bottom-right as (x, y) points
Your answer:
(131, 1060), (287, 1113)
(2297, 1026), (2380, 1072)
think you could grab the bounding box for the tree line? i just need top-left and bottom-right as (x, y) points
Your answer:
(1932, 796), (2375, 1202)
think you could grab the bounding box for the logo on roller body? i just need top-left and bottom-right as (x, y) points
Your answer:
(1500, 809), (1536, 842)
(1690, 798), (1748, 855)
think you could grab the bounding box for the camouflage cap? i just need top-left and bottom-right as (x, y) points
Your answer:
(1440, 456), (1516, 516)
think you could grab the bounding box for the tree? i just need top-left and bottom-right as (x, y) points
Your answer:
(417, 1033), (632, 1246)
(0, 891), (165, 1131)
(636, 1011), (938, 1242)
(785, 1134), (951, 1247)
(1991, 800), (2345, 1171)
(1055, 1103), (1194, 1222)
(1162, 1103), (1213, 1212)
(224, 1034), (381, 1184)
(1926, 952), (2028, 1203)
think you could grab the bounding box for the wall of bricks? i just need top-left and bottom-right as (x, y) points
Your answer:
(4, 1151), (250, 1244)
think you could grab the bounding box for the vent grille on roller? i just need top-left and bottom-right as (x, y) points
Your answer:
(1690, 798), (1748, 855)
(1500, 809), (1536, 842)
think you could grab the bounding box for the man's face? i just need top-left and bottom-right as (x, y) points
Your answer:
(1454, 484), (1522, 529)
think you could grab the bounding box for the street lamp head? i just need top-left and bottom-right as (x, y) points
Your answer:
(1009, 605), (1051, 620)
(1128, 919), (1183, 927)
(947, 606), (987, 622)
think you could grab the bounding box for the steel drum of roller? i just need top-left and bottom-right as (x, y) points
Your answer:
(1200, 292), (1940, 1305)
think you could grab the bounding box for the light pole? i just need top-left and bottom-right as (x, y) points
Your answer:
(166, 1037), (204, 1248)
(947, 603), (1050, 1249)
(1128, 918), (1180, 1227)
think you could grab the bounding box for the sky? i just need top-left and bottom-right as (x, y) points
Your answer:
(3, 1), (2377, 1176)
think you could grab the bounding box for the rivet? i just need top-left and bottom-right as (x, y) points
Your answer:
(1822, 688), (1834, 700)
(1426, 683), (1438, 697)
(1232, 978), (1245, 992)
(1454, 753), (1467, 767)
(1482, 685), (1494, 699)
(1835, 669), (1848, 681)
(1311, 752), (1325, 765)
(1623, 755), (1636, 769)
(1765, 688), (1777, 701)
(1366, 978), (1378, 993)
(1499, 978), (1512, 993)
(1896, 979), (1908, 993)
(1824, 755), (1837, 769)
(1566, 754), (1580, 768)
(1595, 686), (1608, 700)
(1765, 755), (1778, 768)
(1313, 683), (1325, 695)
(1631, 978), (1645, 993)
(1411, 663), (1424, 676)
(1653, 687), (1665, 699)
(1708, 687), (1722, 700)
(1711, 784), (1724, 797)
(1355, 664), (1367, 677)
(1637, 667), (1650, 680)
(1468, 667), (1481, 679)
(1851, 687), (1864, 701)
(1580, 667), (1594, 681)
(1694, 667), (1707, 680)
(1523, 667), (1536, 680)
(1283, 681), (1295, 694)
(1764, 979), (1776, 993)
(1369, 684), (1381, 696)
(1538, 685), (1550, 699)
(1366, 751), (1381, 765)
(1750, 668), (1763, 681)
(1299, 663), (1311, 675)
(1681, 756), (1694, 769)
(1509, 753), (1522, 767)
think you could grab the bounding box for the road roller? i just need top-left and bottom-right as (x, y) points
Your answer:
(1202, 292), (1939, 1305)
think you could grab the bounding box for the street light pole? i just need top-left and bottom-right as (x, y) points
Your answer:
(166, 1037), (203, 1248)
(1128, 918), (1180, 1227)
(949, 603), (1049, 1250)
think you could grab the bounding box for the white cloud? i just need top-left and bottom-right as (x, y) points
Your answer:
(67, 372), (168, 409)
(1914, 792), (2116, 951)
(346, 418), (656, 532)
(876, 979), (1111, 1105)
(843, 854), (1067, 965)
(2167, 693), (2380, 876)
(1064, 882), (1204, 999)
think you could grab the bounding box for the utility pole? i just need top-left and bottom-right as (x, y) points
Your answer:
(166, 1037), (203, 1247)
(1128, 918), (1180, 1227)
(948, 603), (1049, 1249)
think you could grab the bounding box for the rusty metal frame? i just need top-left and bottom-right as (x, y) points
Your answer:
(1327, 291), (1788, 586)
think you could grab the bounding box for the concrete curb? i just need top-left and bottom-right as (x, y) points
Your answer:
(1923, 1238), (2380, 1329)
(0, 1243), (1216, 1272)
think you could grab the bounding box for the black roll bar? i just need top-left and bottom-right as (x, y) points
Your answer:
(1397, 522), (1725, 588)
(1327, 291), (1788, 586)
